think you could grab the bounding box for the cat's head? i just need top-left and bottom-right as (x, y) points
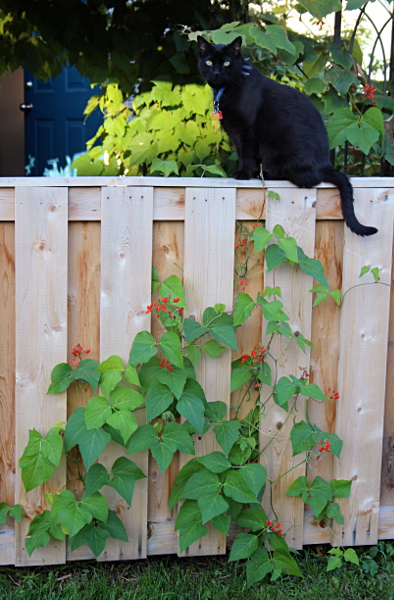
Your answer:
(197, 36), (243, 88)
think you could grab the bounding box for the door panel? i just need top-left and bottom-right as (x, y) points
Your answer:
(24, 65), (103, 176)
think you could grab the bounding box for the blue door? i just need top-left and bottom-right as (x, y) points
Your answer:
(23, 65), (103, 176)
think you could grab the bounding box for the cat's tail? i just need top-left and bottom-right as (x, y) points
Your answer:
(320, 165), (378, 236)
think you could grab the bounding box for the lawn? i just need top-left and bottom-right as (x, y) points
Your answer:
(1, 544), (394, 600)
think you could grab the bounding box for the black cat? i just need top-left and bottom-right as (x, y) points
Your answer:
(197, 36), (377, 236)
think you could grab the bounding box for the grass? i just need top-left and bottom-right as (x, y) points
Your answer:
(1, 544), (394, 600)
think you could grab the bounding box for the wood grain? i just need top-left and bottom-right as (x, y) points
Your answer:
(260, 187), (316, 549)
(14, 186), (68, 565)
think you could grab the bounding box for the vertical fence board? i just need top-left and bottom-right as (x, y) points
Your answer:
(332, 188), (394, 546)
(66, 222), (101, 525)
(148, 221), (184, 549)
(180, 187), (236, 556)
(308, 220), (343, 486)
(98, 186), (153, 560)
(260, 188), (316, 549)
(15, 187), (68, 565)
(0, 223), (15, 512)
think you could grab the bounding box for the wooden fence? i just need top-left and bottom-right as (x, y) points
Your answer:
(0, 176), (394, 566)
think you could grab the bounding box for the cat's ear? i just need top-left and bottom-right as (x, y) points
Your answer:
(197, 36), (211, 55)
(228, 36), (242, 56)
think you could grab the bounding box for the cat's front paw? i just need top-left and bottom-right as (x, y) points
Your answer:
(232, 169), (252, 180)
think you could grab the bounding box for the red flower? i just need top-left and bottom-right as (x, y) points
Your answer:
(361, 83), (377, 102)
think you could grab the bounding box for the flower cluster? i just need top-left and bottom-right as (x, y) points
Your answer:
(235, 237), (247, 249)
(361, 83), (377, 103)
(266, 520), (283, 536)
(298, 366), (309, 380)
(251, 223), (263, 230)
(145, 296), (183, 319)
(238, 279), (249, 291)
(327, 388), (340, 400)
(69, 344), (90, 367)
(159, 358), (173, 371)
(241, 343), (266, 364)
(317, 438), (331, 453)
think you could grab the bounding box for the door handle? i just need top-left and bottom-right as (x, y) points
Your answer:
(19, 103), (33, 112)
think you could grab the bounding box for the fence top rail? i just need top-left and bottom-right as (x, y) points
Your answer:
(0, 176), (393, 188)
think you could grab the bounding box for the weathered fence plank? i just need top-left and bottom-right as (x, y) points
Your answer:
(260, 187), (317, 549)
(180, 186), (236, 556)
(332, 187), (394, 546)
(14, 186), (68, 565)
(98, 186), (153, 560)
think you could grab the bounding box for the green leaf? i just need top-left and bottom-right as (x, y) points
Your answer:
(145, 381), (174, 422)
(273, 548), (303, 577)
(83, 524), (110, 557)
(110, 387), (145, 411)
(106, 409), (138, 444)
(161, 422), (195, 455)
(186, 343), (202, 367)
(64, 407), (111, 470)
(150, 158), (179, 177)
(209, 324), (238, 351)
(124, 364), (140, 387)
(274, 377), (297, 409)
(233, 293), (255, 327)
(159, 331), (184, 369)
(127, 423), (158, 454)
(85, 396), (112, 429)
(258, 297), (289, 322)
(257, 362), (272, 386)
(52, 491), (92, 537)
(150, 436), (178, 472)
(178, 520), (208, 553)
(158, 366), (187, 400)
(205, 401), (227, 423)
(236, 508), (269, 532)
(213, 421), (241, 455)
(307, 476), (333, 517)
(198, 493), (229, 524)
(290, 421), (316, 456)
(330, 478), (352, 498)
(327, 107), (358, 148)
(160, 275), (187, 309)
(129, 331), (158, 365)
(346, 119), (380, 155)
(327, 555), (343, 571)
(183, 318), (209, 342)
(203, 339), (226, 358)
(286, 475), (309, 497)
(41, 427), (63, 466)
(99, 370), (123, 397)
(327, 65), (358, 96)
(25, 513), (51, 555)
(343, 548), (359, 565)
(19, 453), (55, 493)
(196, 452), (231, 473)
(231, 365), (252, 393)
(212, 513), (231, 535)
(297, 247), (329, 288)
(326, 501), (344, 524)
(278, 237), (298, 263)
(107, 457), (146, 505)
(182, 469), (221, 500)
(47, 363), (73, 394)
(80, 492), (108, 523)
(223, 470), (258, 504)
(84, 463), (110, 497)
(264, 244), (287, 271)
(99, 510), (128, 542)
(73, 359), (100, 392)
(138, 357), (161, 393)
(9, 504), (23, 523)
(239, 464), (267, 496)
(305, 76), (326, 95)
(96, 355), (124, 374)
(177, 395), (206, 434)
(229, 533), (259, 561)
(246, 548), (273, 585)
(252, 226), (273, 253)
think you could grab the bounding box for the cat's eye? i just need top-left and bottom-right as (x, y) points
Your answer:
(223, 61), (231, 67)
(205, 60), (213, 66)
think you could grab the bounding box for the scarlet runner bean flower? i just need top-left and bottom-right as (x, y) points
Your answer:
(240, 343), (266, 364)
(159, 358), (173, 371)
(235, 237), (247, 249)
(69, 344), (90, 366)
(327, 388), (340, 400)
(317, 438), (331, 453)
(265, 520), (283, 536)
(361, 83), (377, 102)
(251, 223), (263, 229)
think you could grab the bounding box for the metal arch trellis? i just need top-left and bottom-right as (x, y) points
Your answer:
(333, 0), (394, 175)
